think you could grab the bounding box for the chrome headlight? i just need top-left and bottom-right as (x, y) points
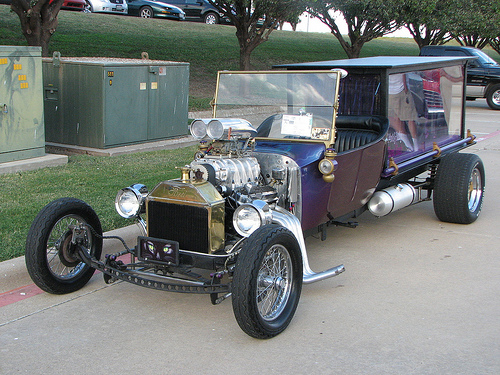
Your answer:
(233, 200), (272, 237)
(115, 184), (148, 219)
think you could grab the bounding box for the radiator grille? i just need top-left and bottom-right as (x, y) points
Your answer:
(147, 200), (209, 253)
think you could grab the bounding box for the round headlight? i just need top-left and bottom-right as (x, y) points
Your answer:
(233, 200), (272, 237)
(190, 119), (208, 140)
(234, 205), (262, 236)
(115, 186), (146, 219)
(318, 158), (335, 175)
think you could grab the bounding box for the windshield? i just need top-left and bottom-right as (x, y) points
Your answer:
(472, 49), (499, 66)
(214, 71), (341, 143)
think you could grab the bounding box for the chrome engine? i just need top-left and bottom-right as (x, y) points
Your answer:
(190, 156), (261, 195)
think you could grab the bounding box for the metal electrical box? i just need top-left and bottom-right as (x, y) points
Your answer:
(42, 54), (189, 148)
(0, 46), (45, 163)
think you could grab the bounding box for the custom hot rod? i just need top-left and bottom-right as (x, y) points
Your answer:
(25, 56), (485, 339)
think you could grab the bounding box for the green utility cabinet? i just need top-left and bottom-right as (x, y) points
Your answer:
(43, 54), (189, 148)
(0, 46), (45, 163)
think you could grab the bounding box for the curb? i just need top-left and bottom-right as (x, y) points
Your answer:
(0, 223), (143, 295)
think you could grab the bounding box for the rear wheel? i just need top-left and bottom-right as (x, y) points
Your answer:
(486, 83), (500, 110)
(140, 6), (154, 18)
(433, 153), (485, 224)
(25, 198), (103, 294)
(232, 225), (303, 339)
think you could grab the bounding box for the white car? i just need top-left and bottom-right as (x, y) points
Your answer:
(84, 0), (128, 14)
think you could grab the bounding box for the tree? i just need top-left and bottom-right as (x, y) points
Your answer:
(10, 0), (64, 57)
(208, 0), (307, 70)
(307, 0), (404, 59)
(447, 0), (499, 49)
(401, 0), (454, 48)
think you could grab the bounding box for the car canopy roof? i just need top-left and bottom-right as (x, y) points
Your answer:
(274, 56), (474, 73)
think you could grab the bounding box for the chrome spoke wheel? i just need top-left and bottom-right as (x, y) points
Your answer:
(257, 244), (293, 321)
(232, 225), (302, 338)
(25, 198), (102, 294)
(46, 215), (91, 281)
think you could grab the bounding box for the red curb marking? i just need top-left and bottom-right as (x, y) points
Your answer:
(0, 284), (44, 308)
(476, 129), (500, 142)
(0, 254), (130, 308)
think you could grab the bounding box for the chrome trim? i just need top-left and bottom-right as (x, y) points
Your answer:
(271, 207), (345, 284)
(138, 217), (147, 236)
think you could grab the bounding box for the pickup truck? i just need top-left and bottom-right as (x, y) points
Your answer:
(420, 45), (500, 110)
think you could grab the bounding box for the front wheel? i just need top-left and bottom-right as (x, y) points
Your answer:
(140, 6), (154, 18)
(232, 224), (303, 339)
(433, 153), (485, 224)
(204, 12), (219, 24)
(25, 198), (103, 294)
(486, 83), (500, 110)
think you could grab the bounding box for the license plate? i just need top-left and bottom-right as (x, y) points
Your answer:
(138, 236), (179, 266)
(116, 5), (123, 10)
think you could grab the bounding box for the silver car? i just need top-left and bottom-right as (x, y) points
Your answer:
(84, 0), (128, 14)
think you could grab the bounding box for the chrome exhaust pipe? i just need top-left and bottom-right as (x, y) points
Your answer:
(272, 207), (345, 284)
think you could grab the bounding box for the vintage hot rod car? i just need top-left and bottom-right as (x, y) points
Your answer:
(25, 56), (485, 339)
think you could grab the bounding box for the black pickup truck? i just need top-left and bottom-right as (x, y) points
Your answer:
(420, 45), (500, 110)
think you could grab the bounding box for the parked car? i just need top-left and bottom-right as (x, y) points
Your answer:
(60, 0), (86, 11)
(165, 0), (229, 24)
(25, 56), (485, 339)
(420, 45), (500, 110)
(126, 0), (185, 19)
(84, 0), (127, 14)
(1, 0), (85, 10)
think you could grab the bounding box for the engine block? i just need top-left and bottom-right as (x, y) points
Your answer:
(190, 156), (261, 191)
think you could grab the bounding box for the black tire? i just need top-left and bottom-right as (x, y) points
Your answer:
(203, 12), (219, 24)
(486, 83), (500, 110)
(232, 224), (303, 339)
(140, 6), (154, 18)
(433, 153), (485, 224)
(25, 198), (103, 294)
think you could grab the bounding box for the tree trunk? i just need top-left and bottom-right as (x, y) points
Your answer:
(10, 0), (63, 57)
(239, 49), (252, 71)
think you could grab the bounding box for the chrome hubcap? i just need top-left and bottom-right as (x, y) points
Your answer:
(468, 166), (483, 212)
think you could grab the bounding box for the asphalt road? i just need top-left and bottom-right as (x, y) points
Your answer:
(1, 99), (499, 374)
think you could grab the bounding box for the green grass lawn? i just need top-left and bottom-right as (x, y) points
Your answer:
(0, 146), (197, 261)
(1, 5), (425, 100)
(0, 6), (498, 261)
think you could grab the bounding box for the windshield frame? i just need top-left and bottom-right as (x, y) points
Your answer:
(212, 70), (343, 146)
(472, 49), (499, 66)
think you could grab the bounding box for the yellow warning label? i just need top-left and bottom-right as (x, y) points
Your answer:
(18, 74), (27, 81)
(0, 58), (7, 65)
(151, 82), (158, 90)
(20, 82), (29, 89)
(13, 64), (22, 70)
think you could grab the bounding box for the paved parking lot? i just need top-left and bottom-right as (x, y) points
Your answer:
(1, 100), (499, 374)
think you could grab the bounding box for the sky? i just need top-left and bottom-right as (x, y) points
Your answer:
(281, 12), (413, 38)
